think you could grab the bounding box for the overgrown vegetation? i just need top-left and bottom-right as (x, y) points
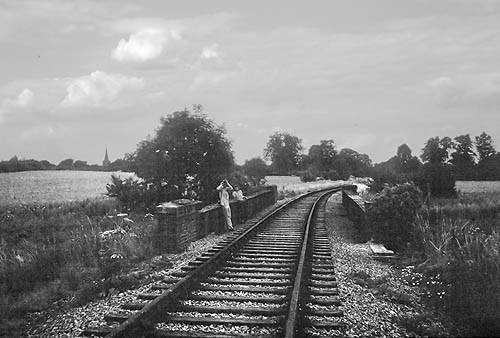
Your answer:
(366, 183), (423, 251)
(0, 199), (157, 336)
(366, 182), (500, 336)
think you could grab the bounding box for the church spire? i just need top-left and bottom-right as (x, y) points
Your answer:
(103, 147), (111, 167)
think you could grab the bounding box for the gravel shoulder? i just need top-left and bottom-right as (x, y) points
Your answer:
(324, 192), (462, 337)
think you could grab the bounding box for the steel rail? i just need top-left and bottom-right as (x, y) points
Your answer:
(103, 186), (342, 338)
(284, 189), (337, 337)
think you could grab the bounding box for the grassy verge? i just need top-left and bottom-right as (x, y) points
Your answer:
(0, 199), (158, 336)
(389, 189), (500, 336)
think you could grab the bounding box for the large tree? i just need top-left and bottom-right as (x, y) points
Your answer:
(241, 157), (268, 186)
(475, 132), (500, 180)
(421, 136), (453, 164)
(308, 139), (337, 177)
(264, 132), (303, 175)
(475, 132), (496, 162)
(450, 134), (476, 180)
(333, 148), (372, 179)
(130, 107), (234, 203)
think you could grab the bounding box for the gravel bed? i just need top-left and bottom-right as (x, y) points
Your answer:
(21, 203), (282, 338)
(168, 311), (281, 321)
(181, 299), (285, 309)
(323, 193), (462, 337)
(207, 277), (289, 283)
(217, 271), (290, 277)
(191, 290), (286, 299)
(200, 282), (288, 290)
(155, 322), (281, 335)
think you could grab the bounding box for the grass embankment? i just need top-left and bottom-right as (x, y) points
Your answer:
(0, 199), (158, 336)
(408, 190), (500, 336)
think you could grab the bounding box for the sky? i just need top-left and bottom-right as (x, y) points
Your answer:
(1, 0), (499, 165)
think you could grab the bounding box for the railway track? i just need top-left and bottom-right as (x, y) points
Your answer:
(83, 188), (344, 338)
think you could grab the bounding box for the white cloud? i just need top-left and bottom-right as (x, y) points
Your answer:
(429, 74), (500, 107)
(2, 88), (34, 108)
(60, 70), (144, 109)
(201, 43), (222, 62)
(112, 28), (181, 63)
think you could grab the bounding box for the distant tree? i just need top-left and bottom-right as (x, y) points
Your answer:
(333, 148), (372, 179)
(40, 160), (56, 170)
(369, 144), (421, 191)
(242, 157), (268, 185)
(421, 136), (453, 164)
(57, 158), (74, 170)
(450, 134), (476, 180)
(73, 160), (88, 169)
(308, 139), (337, 178)
(397, 144), (412, 163)
(109, 158), (133, 172)
(475, 132), (496, 162)
(264, 132), (303, 175)
(476, 154), (500, 180)
(129, 106), (234, 204)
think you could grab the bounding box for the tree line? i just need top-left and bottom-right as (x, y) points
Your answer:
(0, 156), (132, 173)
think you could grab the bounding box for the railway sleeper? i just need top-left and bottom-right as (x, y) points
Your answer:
(307, 308), (344, 317)
(81, 326), (113, 337)
(226, 261), (293, 269)
(198, 285), (290, 294)
(178, 304), (286, 316)
(309, 280), (337, 288)
(309, 297), (341, 306)
(310, 288), (340, 296)
(189, 293), (285, 304)
(306, 318), (346, 329)
(310, 274), (337, 281)
(214, 272), (291, 279)
(122, 302), (147, 310)
(152, 330), (277, 338)
(220, 266), (293, 273)
(204, 278), (290, 286)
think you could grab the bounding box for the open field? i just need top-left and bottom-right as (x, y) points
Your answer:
(0, 170), (135, 205)
(456, 180), (500, 194)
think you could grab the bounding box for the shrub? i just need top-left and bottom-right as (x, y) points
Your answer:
(299, 170), (316, 182)
(106, 174), (158, 212)
(367, 182), (423, 250)
(415, 163), (457, 198)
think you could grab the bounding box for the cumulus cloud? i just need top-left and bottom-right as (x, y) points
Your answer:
(2, 88), (34, 108)
(60, 70), (144, 109)
(112, 28), (181, 63)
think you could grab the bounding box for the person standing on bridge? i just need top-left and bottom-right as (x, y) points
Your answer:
(232, 185), (247, 224)
(216, 179), (234, 231)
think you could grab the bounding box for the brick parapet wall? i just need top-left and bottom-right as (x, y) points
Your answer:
(342, 186), (371, 241)
(155, 186), (277, 253)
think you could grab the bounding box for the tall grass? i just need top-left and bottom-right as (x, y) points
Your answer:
(0, 199), (157, 334)
(412, 192), (500, 336)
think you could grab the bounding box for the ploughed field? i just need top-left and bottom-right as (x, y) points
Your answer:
(0, 170), (135, 205)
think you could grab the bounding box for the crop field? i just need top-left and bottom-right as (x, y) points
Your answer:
(0, 170), (135, 205)
(456, 180), (500, 194)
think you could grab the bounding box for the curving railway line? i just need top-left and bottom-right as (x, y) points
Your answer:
(83, 188), (345, 338)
